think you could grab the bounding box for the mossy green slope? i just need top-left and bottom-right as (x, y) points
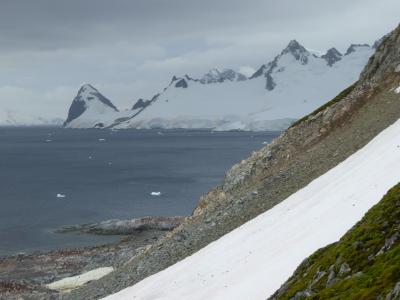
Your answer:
(269, 183), (400, 300)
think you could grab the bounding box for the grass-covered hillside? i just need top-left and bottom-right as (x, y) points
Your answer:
(269, 183), (400, 300)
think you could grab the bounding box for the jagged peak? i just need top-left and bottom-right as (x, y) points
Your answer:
(76, 83), (98, 95)
(74, 84), (118, 111)
(200, 68), (246, 84)
(280, 39), (310, 64)
(321, 47), (343, 66)
(64, 84), (118, 126)
(282, 40), (308, 54)
(345, 43), (371, 56)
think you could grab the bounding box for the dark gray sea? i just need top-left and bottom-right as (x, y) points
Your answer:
(0, 127), (279, 256)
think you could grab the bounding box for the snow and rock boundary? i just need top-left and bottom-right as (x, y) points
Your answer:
(65, 26), (400, 300)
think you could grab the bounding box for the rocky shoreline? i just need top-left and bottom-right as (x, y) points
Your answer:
(0, 216), (185, 300)
(56, 216), (186, 235)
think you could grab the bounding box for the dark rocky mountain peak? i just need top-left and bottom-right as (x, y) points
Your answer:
(345, 43), (370, 56)
(63, 84), (118, 126)
(281, 40), (310, 64)
(199, 68), (247, 84)
(321, 48), (343, 66)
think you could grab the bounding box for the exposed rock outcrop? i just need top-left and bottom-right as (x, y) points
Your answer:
(321, 47), (343, 66)
(56, 216), (186, 235)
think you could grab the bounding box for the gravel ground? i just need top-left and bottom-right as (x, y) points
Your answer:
(0, 230), (166, 300)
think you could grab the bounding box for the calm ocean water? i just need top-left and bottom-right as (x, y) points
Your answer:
(0, 127), (279, 256)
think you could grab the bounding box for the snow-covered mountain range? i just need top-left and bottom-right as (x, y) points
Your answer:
(0, 110), (64, 127)
(64, 40), (376, 131)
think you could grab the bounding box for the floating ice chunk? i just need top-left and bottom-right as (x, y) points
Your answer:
(57, 194), (66, 198)
(151, 192), (161, 196)
(98, 138), (106, 142)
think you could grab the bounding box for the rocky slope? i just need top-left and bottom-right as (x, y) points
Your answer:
(101, 113), (400, 299)
(63, 25), (400, 300)
(269, 183), (400, 300)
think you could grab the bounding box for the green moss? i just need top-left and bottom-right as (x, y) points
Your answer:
(290, 82), (358, 128)
(273, 183), (400, 299)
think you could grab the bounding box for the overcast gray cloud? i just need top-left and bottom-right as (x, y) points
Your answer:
(0, 0), (399, 120)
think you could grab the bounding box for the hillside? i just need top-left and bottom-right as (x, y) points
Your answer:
(102, 104), (400, 299)
(65, 24), (400, 300)
(269, 183), (400, 300)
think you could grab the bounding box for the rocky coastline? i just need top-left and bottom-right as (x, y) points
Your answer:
(0, 216), (185, 300)
(55, 216), (186, 235)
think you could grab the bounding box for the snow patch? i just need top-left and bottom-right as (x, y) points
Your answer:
(103, 117), (400, 300)
(47, 267), (113, 292)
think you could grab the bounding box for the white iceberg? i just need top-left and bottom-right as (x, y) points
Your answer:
(56, 194), (66, 198)
(150, 192), (161, 196)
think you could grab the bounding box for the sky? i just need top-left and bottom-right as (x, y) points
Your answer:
(0, 0), (399, 122)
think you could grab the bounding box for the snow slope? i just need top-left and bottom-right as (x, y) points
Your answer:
(111, 42), (372, 131)
(103, 116), (400, 300)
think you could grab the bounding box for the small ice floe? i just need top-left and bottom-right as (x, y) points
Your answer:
(98, 138), (106, 142)
(151, 192), (162, 196)
(57, 194), (66, 199)
(47, 267), (114, 292)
